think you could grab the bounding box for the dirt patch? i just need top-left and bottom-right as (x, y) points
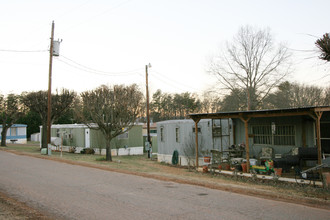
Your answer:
(0, 191), (51, 220)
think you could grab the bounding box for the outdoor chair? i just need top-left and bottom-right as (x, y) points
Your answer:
(259, 147), (274, 160)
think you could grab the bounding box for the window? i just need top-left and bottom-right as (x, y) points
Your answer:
(175, 127), (180, 143)
(192, 127), (201, 133)
(253, 125), (272, 145)
(118, 132), (128, 139)
(212, 127), (221, 137)
(11, 127), (17, 136)
(252, 124), (295, 146)
(321, 122), (330, 150)
(160, 127), (164, 142)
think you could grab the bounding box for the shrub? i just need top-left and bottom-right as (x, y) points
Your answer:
(69, 146), (76, 153)
(80, 148), (95, 154)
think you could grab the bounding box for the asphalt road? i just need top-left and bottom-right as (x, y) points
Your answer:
(0, 151), (329, 220)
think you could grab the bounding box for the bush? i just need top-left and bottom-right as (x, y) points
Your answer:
(80, 148), (95, 154)
(69, 147), (76, 153)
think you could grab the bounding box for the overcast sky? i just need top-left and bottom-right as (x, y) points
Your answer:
(0, 0), (329, 96)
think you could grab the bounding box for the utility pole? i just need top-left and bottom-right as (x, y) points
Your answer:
(145, 63), (152, 158)
(47, 21), (55, 147)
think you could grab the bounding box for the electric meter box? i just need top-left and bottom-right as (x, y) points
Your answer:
(53, 40), (60, 56)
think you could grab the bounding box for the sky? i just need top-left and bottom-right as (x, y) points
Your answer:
(0, 0), (329, 97)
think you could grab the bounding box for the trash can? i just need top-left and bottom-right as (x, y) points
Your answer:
(47, 144), (52, 156)
(41, 148), (47, 155)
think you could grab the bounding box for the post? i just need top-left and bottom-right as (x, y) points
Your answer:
(244, 120), (250, 172)
(47, 21), (55, 146)
(194, 119), (200, 168)
(315, 111), (323, 165)
(146, 64), (151, 158)
(240, 116), (251, 173)
(61, 132), (63, 158)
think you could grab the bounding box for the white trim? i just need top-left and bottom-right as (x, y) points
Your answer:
(85, 128), (90, 148)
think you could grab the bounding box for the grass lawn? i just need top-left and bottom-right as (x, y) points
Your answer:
(3, 143), (168, 174)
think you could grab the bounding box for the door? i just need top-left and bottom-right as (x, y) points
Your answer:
(220, 119), (231, 150)
(85, 129), (90, 148)
(212, 119), (231, 151)
(321, 122), (330, 153)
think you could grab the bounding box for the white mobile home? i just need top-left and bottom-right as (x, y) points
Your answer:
(44, 124), (144, 156)
(0, 124), (27, 144)
(157, 119), (233, 166)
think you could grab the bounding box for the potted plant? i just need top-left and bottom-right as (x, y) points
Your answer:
(202, 149), (211, 163)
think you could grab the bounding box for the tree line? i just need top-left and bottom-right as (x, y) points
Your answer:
(0, 85), (143, 161)
(0, 26), (328, 162)
(1, 81), (328, 143)
(148, 82), (330, 121)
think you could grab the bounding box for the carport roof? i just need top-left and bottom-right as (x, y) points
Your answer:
(188, 105), (330, 169)
(188, 106), (330, 121)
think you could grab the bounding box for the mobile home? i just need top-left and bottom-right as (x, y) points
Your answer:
(0, 124), (27, 144)
(157, 119), (233, 165)
(44, 124), (144, 155)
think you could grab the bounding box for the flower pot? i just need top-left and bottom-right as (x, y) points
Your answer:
(202, 165), (209, 173)
(241, 163), (247, 173)
(273, 168), (282, 176)
(204, 156), (211, 163)
(218, 165), (222, 170)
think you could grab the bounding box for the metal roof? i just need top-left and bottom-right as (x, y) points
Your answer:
(0, 124), (27, 128)
(188, 106), (330, 121)
(156, 119), (211, 125)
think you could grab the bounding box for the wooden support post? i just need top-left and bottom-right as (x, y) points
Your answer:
(315, 111), (323, 165)
(240, 116), (251, 173)
(194, 119), (200, 168)
(302, 120), (306, 148)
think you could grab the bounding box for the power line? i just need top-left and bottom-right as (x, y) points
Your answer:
(150, 74), (190, 93)
(57, 55), (143, 76)
(60, 55), (142, 74)
(0, 49), (47, 53)
(297, 33), (320, 39)
(61, 0), (134, 33)
(151, 69), (202, 92)
(309, 73), (330, 83)
(55, 0), (93, 21)
(287, 48), (315, 52)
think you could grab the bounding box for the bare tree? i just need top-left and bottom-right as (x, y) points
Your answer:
(21, 89), (76, 148)
(324, 86), (330, 105)
(150, 90), (202, 121)
(315, 33), (330, 62)
(291, 83), (324, 107)
(78, 84), (143, 161)
(0, 94), (23, 146)
(208, 25), (292, 110)
(182, 134), (205, 171)
(199, 91), (222, 113)
(263, 81), (328, 109)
